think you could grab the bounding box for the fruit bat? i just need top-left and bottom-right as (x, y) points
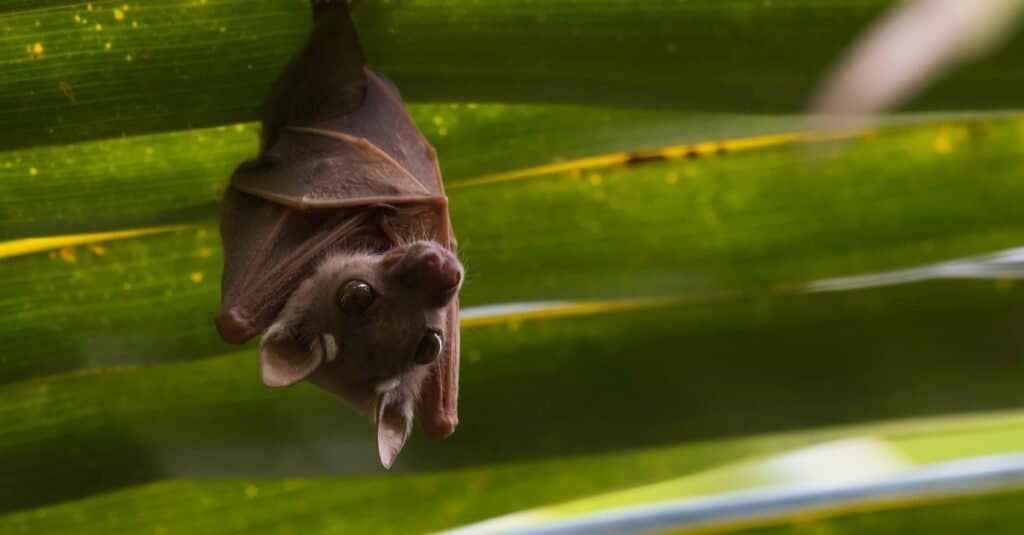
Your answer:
(215, 0), (462, 469)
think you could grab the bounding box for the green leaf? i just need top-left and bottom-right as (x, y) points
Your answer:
(0, 0), (307, 149)
(0, 106), (810, 240)
(4, 0), (1024, 149)
(440, 412), (1024, 533)
(4, 0), (1024, 530)
(3, 407), (1024, 533)
(2, 279), (1023, 511)
(3, 117), (1024, 383)
(731, 493), (1024, 535)
(1, 101), (996, 241)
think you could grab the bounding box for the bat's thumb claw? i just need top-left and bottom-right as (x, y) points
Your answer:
(215, 306), (254, 345)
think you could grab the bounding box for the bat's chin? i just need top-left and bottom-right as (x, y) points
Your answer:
(308, 363), (392, 412)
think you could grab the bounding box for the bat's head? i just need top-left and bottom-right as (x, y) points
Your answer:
(258, 240), (463, 468)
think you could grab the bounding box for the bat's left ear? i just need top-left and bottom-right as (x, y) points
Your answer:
(258, 323), (325, 387)
(376, 394), (413, 469)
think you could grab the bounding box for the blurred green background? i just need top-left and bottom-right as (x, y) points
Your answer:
(2, 0), (1024, 533)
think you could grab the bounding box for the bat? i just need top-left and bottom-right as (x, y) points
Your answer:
(214, 0), (463, 469)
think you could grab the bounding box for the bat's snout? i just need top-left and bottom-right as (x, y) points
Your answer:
(386, 241), (463, 305)
(419, 250), (462, 290)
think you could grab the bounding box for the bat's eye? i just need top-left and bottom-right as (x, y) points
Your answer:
(337, 280), (375, 316)
(413, 330), (443, 365)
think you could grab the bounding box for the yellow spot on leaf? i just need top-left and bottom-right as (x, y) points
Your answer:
(125, 54), (133, 62)
(114, 8), (125, 20)
(87, 3), (93, 11)
(244, 485), (259, 498)
(74, 14), (81, 23)
(34, 20), (40, 27)
(438, 127), (448, 137)
(95, 23), (103, 31)
(190, 272), (205, 283)
(31, 42), (43, 58)
(233, 123), (245, 133)
(587, 173), (603, 186)
(132, 20), (139, 28)
(59, 247), (77, 262)
(933, 135), (951, 154)
(88, 245), (106, 257)
(29, 167), (38, 176)
(105, 42), (112, 51)
(432, 115), (444, 126)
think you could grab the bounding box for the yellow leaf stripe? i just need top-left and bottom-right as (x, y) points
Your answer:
(0, 225), (194, 260)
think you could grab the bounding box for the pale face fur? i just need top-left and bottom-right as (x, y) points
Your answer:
(258, 240), (463, 468)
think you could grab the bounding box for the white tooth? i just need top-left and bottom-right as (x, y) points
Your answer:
(264, 321), (286, 339)
(375, 377), (400, 393)
(322, 333), (338, 362)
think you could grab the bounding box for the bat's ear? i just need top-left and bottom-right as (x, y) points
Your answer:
(258, 323), (325, 388)
(376, 394), (413, 469)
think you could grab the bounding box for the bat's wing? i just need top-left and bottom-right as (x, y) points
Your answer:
(232, 69), (446, 209)
(418, 295), (460, 439)
(216, 189), (379, 345)
(347, 69), (447, 198)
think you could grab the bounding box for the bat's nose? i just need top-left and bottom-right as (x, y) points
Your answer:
(420, 251), (462, 290)
(392, 241), (463, 305)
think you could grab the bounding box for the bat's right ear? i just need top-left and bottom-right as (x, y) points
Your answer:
(376, 394), (413, 470)
(258, 322), (324, 387)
